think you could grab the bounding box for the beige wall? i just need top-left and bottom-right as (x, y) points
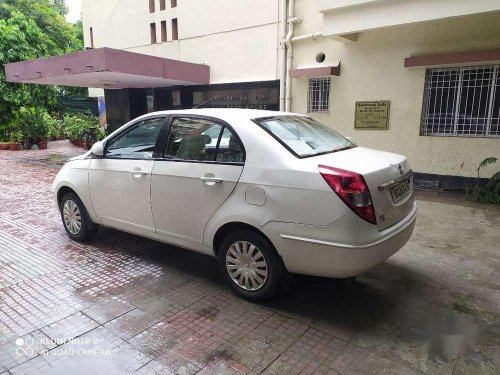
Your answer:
(82, 0), (280, 84)
(292, 0), (500, 178)
(320, 0), (500, 40)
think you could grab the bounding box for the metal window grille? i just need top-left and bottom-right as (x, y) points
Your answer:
(308, 77), (331, 113)
(421, 65), (500, 138)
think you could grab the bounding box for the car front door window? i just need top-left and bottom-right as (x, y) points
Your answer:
(106, 117), (165, 159)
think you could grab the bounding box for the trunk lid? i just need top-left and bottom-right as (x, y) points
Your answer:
(310, 146), (414, 230)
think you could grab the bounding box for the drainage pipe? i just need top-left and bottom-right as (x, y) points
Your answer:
(284, 0), (298, 112)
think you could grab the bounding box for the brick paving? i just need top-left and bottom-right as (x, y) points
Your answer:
(0, 140), (499, 374)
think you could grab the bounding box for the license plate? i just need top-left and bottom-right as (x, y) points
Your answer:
(390, 178), (411, 203)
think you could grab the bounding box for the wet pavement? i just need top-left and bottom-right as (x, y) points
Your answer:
(0, 140), (499, 374)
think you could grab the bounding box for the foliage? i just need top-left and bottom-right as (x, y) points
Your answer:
(477, 157), (497, 178)
(0, 0), (82, 53)
(471, 157), (500, 204)
(49, 0), (68, 16)
(0, 122), (10, 142)
(10, 129), (24, 143)
(63, 114), (103, 143)
(13, 106), (58, 143)
(0, 0), (84, 125)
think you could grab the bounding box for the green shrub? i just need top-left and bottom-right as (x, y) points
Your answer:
(0, 122), (10, 142)
(63, 114), (102, 142)
(43, 113), (59, 140)
(12, 107), (57, 144)
(10, 129), (24, 143)
(471, 157), (500, 204)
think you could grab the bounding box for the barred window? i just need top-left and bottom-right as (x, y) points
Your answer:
(421, 65), (500, 137)
(308, 77), (330, 113)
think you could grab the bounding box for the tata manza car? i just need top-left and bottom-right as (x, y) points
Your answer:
(52, 109), (416, 300)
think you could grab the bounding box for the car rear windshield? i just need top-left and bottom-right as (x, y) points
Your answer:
(254, 115), (355, 157)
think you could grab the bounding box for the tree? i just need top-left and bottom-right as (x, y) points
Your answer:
(0, 0), (83, 125)
(50, 0), (68, 16)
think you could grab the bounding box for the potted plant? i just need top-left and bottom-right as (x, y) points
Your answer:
(13, 107), (55, 150)
(9, 131), (23, 151)
(0, 123), (10, 150)
(0, 141), (9, 150)
(37, 113), (58, 149)
(37, 139), (48, 149)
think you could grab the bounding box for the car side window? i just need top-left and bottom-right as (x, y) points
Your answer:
(216, 127), (244, 163)
(105, 117), (165, 159)
(165, 118), (223, 161)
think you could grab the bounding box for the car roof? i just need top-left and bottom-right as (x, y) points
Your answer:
(139, 108), (302, 123)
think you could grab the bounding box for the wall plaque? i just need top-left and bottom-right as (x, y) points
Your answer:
(355, 101), (390, 129)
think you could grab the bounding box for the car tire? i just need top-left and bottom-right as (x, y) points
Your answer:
(60, 192), (98, 242)
(219, 229), (281, 301)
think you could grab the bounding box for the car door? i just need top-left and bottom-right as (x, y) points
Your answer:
(88, 116), (167, 233)
(151, 115), (245, 244)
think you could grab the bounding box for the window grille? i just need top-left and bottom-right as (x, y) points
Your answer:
(308, 77), (330, 113)
(421, 65), (500, 137)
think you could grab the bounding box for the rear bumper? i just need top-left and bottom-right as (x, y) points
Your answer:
(264, 202), (417, 278)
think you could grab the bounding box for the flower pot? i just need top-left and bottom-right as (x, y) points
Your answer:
(37, 141), (48, 150)
(0, 142), (9, 150)
(9, 143), (21, 151)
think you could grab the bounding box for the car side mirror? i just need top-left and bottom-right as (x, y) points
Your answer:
(90, 141), (104, 157)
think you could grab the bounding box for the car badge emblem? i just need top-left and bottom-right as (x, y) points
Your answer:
(398, 164), (404, 175)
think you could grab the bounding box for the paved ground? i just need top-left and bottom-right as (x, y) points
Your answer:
(0, 140), (499, 375)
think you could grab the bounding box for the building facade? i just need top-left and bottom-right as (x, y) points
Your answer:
(291, 0), (500, 184)
(82, 0), (283, 131)
(79, 0), (500, 182)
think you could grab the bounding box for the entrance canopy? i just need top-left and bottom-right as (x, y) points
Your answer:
(4, 47), (210, 89)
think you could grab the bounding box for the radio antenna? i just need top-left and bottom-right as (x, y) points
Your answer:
(193, 95), (220, 109)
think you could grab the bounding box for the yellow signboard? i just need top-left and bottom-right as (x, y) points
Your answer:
(355, 101), (390, 129)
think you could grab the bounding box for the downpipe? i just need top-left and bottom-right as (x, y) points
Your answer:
(279, 0), (287, 111)
(281, 0), (323, 112)
(284, 0), (299, 112)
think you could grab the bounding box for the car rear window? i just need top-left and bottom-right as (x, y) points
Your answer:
(253, 115), (355, 157)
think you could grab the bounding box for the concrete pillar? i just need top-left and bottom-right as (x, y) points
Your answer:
(104, 89), (130, 133)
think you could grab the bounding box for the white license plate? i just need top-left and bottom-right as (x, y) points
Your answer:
(390, 178), (411, 203)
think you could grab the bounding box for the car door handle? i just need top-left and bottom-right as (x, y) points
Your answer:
(200, 176), (222, 184)
(130, 169), (147, 177)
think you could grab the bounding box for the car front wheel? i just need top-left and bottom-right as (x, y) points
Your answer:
(60, 192), (97, 242)
(219, 230), (281, 301)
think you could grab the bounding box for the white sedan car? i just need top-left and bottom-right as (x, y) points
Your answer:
(53, 109), (416, 301)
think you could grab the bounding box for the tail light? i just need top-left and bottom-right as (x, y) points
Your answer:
(319, 165), (376, 224)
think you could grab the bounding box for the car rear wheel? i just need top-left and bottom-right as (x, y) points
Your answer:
(60, 192), (97, 242)
(219, 230), (281, 301)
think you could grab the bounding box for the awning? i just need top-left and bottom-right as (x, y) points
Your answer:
(404, 48), (500, 68)
(4, 47), (210, 89)
(289, 63), (341, 78)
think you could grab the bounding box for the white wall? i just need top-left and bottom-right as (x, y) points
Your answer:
(290, 1), (500, 178)
(82, 0), (280, 84)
